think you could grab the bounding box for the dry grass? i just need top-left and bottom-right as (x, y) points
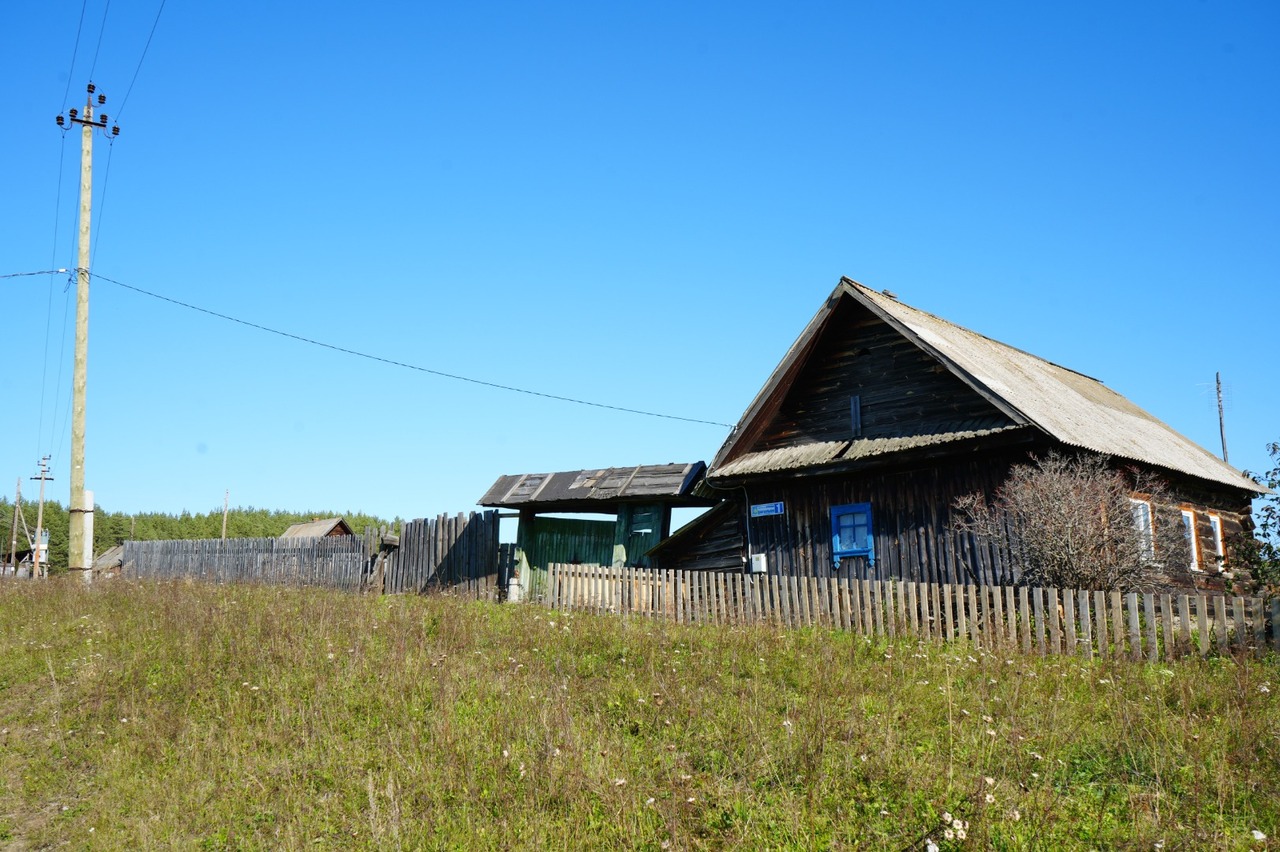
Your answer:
(0, 577), (1277, 849)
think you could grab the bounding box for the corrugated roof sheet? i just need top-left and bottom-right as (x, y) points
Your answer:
(479, 462), (709, 511)
(712, 279), (1265, 494)
(716, 427), (1027, 478)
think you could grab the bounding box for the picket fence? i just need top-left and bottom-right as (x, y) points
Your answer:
(124, 536), (370, 591)
(543, 563), (1280, 661)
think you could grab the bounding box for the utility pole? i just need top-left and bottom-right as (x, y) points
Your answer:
(31, 458), (53, 579)
(221, 489), (230, 540)
(57, 84), (119, 580)
(7, 479), (19, 576)
(1216, 372), (1229, 463)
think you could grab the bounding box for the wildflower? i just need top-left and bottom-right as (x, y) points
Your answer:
(613, 778), (627, 786)
(926, 841), (940, 852)
(502, 749), (509, 758)
(985, 793), (996, 804)
(1259, 685), (1271, 694)
(982, 715), (994, 724)
(1010, 808), (1021, 821)
(1252, 829), (1267, 841)
(942, 812), (952, 824)
(987, 729), (997, 737)
(646, 797), (655, 806)
(686, 796), (696, 803)
(782, 719), (793, 733)
(326, 652), (336, 660)
(984, 776), (995, 786)
(944, 828), (955, 840)
(955, 827), (967, 840)
(879, 809), (889, 816)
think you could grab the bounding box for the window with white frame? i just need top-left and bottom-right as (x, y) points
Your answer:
(1208, 514), (1225, 570)
(1180, 509), (1200, 571)
(831, 502), (874, 568)
(1130, 498), (1154, 561)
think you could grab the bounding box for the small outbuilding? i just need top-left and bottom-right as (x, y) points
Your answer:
(479, 462), (711, 599)
(280, 517), (354, 539)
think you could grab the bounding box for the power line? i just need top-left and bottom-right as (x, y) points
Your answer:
(89, 272), (734, 428)
(1, 269), (69, 279)
(87, 0), (112, 81)
(115, 0), (167, 121)
(60, 0), (90, 110)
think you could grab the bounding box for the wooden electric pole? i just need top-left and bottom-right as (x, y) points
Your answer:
(7, 479), (20, 575)
(31, 458), (53, 579)
(222, 490), (230, 540)
(57, 84), (119, 579)
(1216, 372), (1229, 463)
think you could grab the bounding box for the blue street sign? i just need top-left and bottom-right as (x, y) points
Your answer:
(750, 501), (785, 518)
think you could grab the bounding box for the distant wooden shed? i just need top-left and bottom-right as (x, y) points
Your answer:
(279, 517), (354, 539)
(479, 462), (711, 599)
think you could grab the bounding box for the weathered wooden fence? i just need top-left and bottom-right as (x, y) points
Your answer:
(543, 563), (1280, 660)
(384, 511), (506, 598)
(124, 536), (370, 591)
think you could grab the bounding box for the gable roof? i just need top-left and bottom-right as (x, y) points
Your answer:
(479, 462), (710, 514)
(279, 517), (354, 539)
(711, 278), (1265, 494)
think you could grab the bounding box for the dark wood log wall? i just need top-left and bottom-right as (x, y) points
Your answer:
(739, 454), (1023, 585)
(759, 299), (1014, 450)
(663, 451), (1256, 588)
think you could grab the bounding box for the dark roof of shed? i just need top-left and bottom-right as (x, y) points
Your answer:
(479, 462), (711, 513)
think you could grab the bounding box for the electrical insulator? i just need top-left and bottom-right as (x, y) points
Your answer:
(69, 108), (78, 118)
(99, 113), (108, 124)
(56, 115), (65, 126)
(98, 93), (106, 105)
(87, 82), (96, 93)
(111, 126), (120, 136)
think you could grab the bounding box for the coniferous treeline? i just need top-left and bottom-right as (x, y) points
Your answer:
(0, 499), (400, 573)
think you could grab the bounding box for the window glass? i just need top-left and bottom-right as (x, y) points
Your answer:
(1180, 509), (1199, 571)
(1130, 499), (1154, 561)
(1208, 514), (1225, 569)
(831, 502), (874, 568)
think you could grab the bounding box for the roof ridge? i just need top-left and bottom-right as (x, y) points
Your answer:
(844, 279), (1104, 384)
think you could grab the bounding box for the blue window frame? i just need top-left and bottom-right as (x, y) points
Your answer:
(831, 502), (874, 568)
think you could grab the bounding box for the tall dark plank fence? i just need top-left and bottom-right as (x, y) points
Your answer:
(124, 536), (369, 590)
(543, 564), (1280, 661)
(384, 511), (504, 598)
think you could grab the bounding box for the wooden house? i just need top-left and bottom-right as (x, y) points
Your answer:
(652, 278), (1267, 589)
(479, 463), (711, 599)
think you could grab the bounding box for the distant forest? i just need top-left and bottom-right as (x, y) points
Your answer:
(0, 499), (400, 573)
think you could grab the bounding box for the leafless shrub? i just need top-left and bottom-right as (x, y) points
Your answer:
(953, 453), (1189, 591)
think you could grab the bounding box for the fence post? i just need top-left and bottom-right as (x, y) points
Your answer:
(1144, 593), (1159, 662)
(1126, 592), (1142, 661)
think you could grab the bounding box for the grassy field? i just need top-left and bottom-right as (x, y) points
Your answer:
(0, 578), (1276, 850)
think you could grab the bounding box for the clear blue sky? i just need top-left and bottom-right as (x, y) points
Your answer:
(3, 1), (1277, 527)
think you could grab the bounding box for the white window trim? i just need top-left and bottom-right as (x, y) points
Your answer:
(1181, 509), (1200, 572)
(1208, 514), (1225, 571)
